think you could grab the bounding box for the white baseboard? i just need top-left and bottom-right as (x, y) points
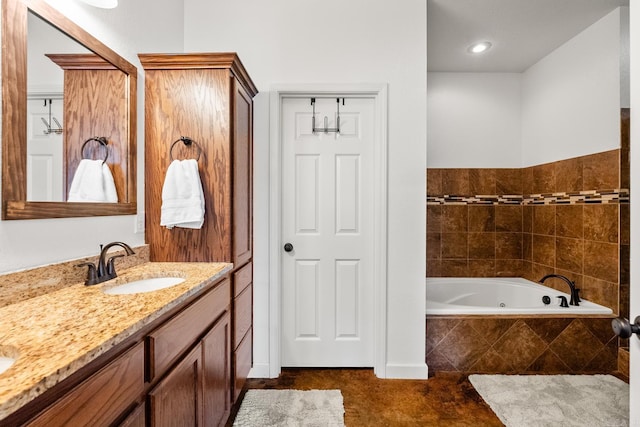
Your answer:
(384, 363), (429, 379)
(248, 363), (274, 379)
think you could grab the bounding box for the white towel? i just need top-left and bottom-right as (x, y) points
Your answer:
(68, 159), (118, 203)
(160, 159), (205, 229)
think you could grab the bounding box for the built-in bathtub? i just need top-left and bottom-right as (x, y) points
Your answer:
(426, 277), (613, 315)
(425, 277), (617, 375)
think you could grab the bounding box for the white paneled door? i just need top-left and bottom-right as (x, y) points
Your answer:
(26, 98), (63, 201)
(281, 97), (375, 367)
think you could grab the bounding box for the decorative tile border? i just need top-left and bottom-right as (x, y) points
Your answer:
(427, 189), (629, 205)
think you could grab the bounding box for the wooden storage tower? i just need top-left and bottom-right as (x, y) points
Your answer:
(139, 52), (257, 408)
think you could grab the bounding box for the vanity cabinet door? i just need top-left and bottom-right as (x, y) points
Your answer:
(147, 278), (230, 382)
(148, 344), (203, 427)
(202, 311), (231, 427)
(27, 342), (144, 427)
(119, 403), (145, 427)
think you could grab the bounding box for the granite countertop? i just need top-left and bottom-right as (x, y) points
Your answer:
(0, 261), (232, 419)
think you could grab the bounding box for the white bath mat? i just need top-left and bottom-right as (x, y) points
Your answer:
(469, 374), (629, 427)
(233, 389), (345, 426)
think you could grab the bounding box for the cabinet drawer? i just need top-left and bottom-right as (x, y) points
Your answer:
(148, 278), (230, 381)
(234, 283), (252, 348)
(28, 342), (144, 427)
(233, 328), (252, 402)
(233, 262), (252, 297)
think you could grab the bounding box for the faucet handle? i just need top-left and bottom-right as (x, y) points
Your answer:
(106, 254), (125, 276)
(76, 262), (98, 286)
(557, 296), (569, 308)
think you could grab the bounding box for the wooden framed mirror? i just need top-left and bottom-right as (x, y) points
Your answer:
(2, 0), (137, 219)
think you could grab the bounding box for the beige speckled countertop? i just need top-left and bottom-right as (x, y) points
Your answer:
(0, 261), (232, 419)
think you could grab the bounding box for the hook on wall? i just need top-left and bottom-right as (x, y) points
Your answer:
(40, 99), (63, 135)
(311, 97), (344, 134)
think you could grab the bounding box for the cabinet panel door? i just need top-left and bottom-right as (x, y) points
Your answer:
(232, 80), (253, 267)
(148, 279), (230, 381)
(233, 328), (252, 402)
(119, 403), (145, 427)
(202, 311), (231, 427)
(28, 342), (144, 427)
(234, 283), (252, 349)
(149, 344), (203, 427)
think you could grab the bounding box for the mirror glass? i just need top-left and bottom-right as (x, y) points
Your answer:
(2, 0), (137, 219)
(26, 11), (91, 201)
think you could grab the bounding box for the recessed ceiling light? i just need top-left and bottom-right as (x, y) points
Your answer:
(78, 0), (118, 8)
(468, 41), (492, 54)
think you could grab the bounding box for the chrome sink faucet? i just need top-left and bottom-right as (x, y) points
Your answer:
(77, 242), (135, 286)
(539, 274), (581, 306)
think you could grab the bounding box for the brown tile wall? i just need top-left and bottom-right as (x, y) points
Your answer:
(426, 316), (617, 374)
(426, 149), (626, 315)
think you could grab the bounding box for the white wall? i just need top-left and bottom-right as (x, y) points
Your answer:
(428, 8), (628, 170)
(0, 0), (184, 273)
(521, 7), (626, 167)
(184, 0), (428, 378)
(427, 73), (522, 168)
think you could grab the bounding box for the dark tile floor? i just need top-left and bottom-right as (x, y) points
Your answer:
(238, 368), (504, 426)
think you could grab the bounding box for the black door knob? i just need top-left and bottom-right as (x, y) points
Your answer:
(612, 316), (640, 339)
(284, 243), (294, 252)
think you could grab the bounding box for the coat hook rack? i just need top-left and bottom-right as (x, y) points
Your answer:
(311, 97), (344, 134)
(41, 99), (63, 135)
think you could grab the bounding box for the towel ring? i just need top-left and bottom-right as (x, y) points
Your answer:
(80, 136), (109, 164)
(169, 136), (202, 162)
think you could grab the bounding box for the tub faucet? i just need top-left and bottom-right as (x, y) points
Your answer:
(77, 241), (135, 286)
(539, 274), (580, 306)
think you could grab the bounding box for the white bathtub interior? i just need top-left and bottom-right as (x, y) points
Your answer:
(426, 277), (613, 315)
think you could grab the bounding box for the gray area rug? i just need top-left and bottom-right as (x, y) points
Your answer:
(233, 389), (345, 426)
(469, 374), (629, 427)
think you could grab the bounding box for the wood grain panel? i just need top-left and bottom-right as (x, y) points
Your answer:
(143, 67), (232, 262)
(28, 342), (144, 427)
(234, 283), (253, 349)
(233, 81), (253, 266)
(202, 311), (231, 427)
(63, 69), (128, 201)
(2, 0), (28, 206)
(118, 403), (145, 427)
(137, 53), (257, 97)
(148, 344), (203, 427)
(233, 262), (252, 298)
(5, 201), (135, 219)
(233, 329), (252, 401)
(147, 279), (230, 382)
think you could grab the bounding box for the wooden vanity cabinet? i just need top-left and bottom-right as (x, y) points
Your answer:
(139, 53), (257, 410)
(9, 275), (233, 427)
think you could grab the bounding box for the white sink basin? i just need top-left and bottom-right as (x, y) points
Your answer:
(0, 357), (15, 375)
(103, 277), (186, 295)
(0, 346), (18, 375)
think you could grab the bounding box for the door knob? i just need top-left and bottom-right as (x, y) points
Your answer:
(611, 316), (640, 339)
(284, 243), (294, 252)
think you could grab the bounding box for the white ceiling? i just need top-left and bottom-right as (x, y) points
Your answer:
(427, 0), (629, 72)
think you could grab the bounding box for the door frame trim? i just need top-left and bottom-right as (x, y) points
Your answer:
(268, 83), (388, 377)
